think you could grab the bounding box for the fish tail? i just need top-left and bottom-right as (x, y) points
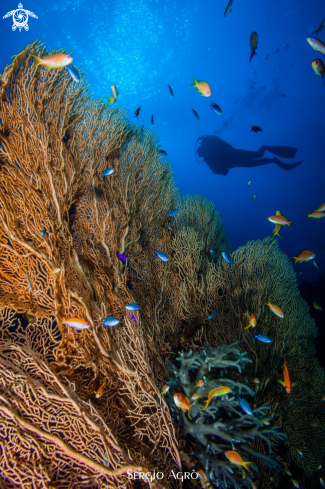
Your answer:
(243, 462), (254, 474)
(189, 76), (197, 87)
(293, 256), (298, 264)
(188, 404), (194, 419)
(106, 97), (115, 105)
(244, 324), (251, 329)
(31, 54), (42, 66)
(249, 51), (257, 64)
(201, 400), (209, 411)
(288, 221), (293, 228)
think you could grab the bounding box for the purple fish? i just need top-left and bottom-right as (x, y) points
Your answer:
(117, 252), (127, 262)
(131, 314), (137, 323)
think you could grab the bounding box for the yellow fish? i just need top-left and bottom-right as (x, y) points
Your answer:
(225, 450), (254, 474)
(62, 317), (90, 330)
(306, 211), (324, 219)
(293, 250), (316, 264)
(161, 384), (170, 396)
(191, 393), (202, 401)
(174, 393), (194, 419)
(31, 53), (72, 69)
(195, 379), (205, 387)
(265, 300), (284, 318)
(313, 300), (322, 310)
(106, 85), (118, 105)
(94, 377), (107, 398)
(50, 268), (61, 275)
(190, 77), (211, 97)
(243, 313), (257, 329)
(201, 386), (231, 410)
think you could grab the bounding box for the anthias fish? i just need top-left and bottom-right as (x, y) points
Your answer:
(195, 379), (205, 387)
(278, 359), (297, 393)
(102, 168), (114, 176)
(313, 261), (320, 272)
(247, 179), (252, 187)
(268, 215), (292, 228)
(94, 377), (107, 398)
(130, 314), (137, 323)
(174, 392), (194, 419)
(49, 268), (61, 275)
(66, 64), (80, 83)
(151, 115), (154, 125)
(307, 37), (325, 55)
(250, 32), (258, 63)
(293, 250), (316, 264)
(252, 333), (272, 343)
(312, 59), (325, 82)
(106, 85), (118, 105)
(243, 313), (257, 329)
(192, 108), (199, 120)
(125, 302), (140, 311)
(190, 77), (211, 97)
(252, 193), (257, 201)
(191, 393), (202, 401)
(32, 53), (73, 69)
(201, 386), (231, 410)
(306, 211), (324, 219)
(62, 317), (90, 330)
(167, 84), (174, 96)
(40, 229), (46, 237)
(320, 478), (325, 488)
(265, 300), (284, 318)
(134, 106), (141, 118)
(117, 252), (127, 262)
(161, 384), (169, 396)
(291, 479), (300, 488)
(250, 125), (262, 133)
(210, 102), (222, 115)
(156, 251), (169, 261)
(102, 316), (120, 327)
(314, 203), (325, 211)
(24, 268), (33, 292)
(225, 451), (254, 473)
(224, 0), (233, 17)
(222, 252), (234, 265)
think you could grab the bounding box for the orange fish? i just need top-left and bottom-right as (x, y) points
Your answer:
(268, 215), (292, 228)
(278, 359), (297, 393)
(201, 386), (231, 410)
(243, 313), (257, 329)
(253, 378), (260, 384)
(195, 379), (205, 387)
(265, 300), (284, 318)
(31, 53), (72, 69)
(191, 393), (202, 401)
(190, 77), (211, 97)
(306, 211), (324, 219)
(225, 450), (254, 473)
(293, 250), (316, 264)
(49, 268), (61, 275)
(94, 377), (107, 398)
(62, 317), (90, 330)
(174, 393), (194, 419)
(314, 203), (325, 212)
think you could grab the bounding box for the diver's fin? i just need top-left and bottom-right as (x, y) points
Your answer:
(273, 158), (303, 170)
(261, 145), (297, 158)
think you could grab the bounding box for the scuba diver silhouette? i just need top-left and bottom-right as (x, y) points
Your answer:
(196, 135), (303, 175)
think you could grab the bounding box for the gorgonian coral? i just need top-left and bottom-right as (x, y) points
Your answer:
(165, 343), (286, 488)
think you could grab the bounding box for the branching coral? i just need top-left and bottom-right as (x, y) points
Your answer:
(165, 343), (285, 488)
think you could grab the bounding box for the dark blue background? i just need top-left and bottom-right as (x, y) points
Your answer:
(1, 0), (324, 291)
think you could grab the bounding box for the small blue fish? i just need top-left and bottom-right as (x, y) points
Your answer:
(166, 209), (178, 217)
(40, 229), (46, 237)
(239, 397), (253, 416)
(125, 302), (140, 311)
(252, 333), (272, 343)
(130, 314), (137, 323)
(222, 252), (234, 265)
(167, 225), (172, 230)
(117, 252), (127, 262)
(102, 316), (120, 327)
(320, 478), (325, 488)
(208, 311), (218, 320)
(210, 249), (216, 254)
(156, 251), (169, 262)
(313, 261), (320, 272)
(66, 64), (80, 83)
(102, 168), (114, 177)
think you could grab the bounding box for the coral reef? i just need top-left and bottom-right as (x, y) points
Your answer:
(165, 343), (286, 488)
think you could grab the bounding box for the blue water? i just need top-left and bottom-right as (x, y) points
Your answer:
(0, 0), (324, 288)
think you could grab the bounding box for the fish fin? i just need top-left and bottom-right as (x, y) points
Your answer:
(243, 462), (254, 474)
(201, 400), (209, 411)
(250, 51), (257, 64)
(292, 381), (299, 387)
(189, 76), (197, 87)
(31, 54), (42, 66)
(106, 97), (115, 105)
(188, 404), (194, 420)
(244, 325), (251, 330)
(293, 257), (298, 264)
(277, 379), (285, 386)
(288, 221), (293, 228)
(243, 313), (250, 318)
